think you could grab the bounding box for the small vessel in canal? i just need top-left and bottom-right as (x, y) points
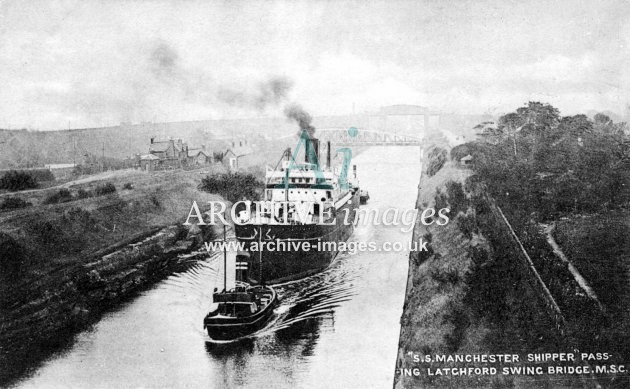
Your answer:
(204, 226), (278, 341)
(204, 282), (277, 340)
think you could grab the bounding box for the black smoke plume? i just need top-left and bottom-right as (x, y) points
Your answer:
(217, 76), (293, 110)
(255, 77), (293, 109)
(284, 104), (315, 137)
(149, 42), (179, 78)
(149, 40), (293, 111)
(38, 39), (295, 127)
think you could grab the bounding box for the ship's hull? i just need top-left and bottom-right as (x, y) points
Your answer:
(235, 191), (360, 284)
(205, 309), (272, 340)
(204, 286), (278, 340)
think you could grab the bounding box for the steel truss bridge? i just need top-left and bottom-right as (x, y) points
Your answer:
(315, 128), (422, 146)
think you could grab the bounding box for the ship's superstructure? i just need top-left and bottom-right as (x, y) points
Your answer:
(235, 134), (360, 284)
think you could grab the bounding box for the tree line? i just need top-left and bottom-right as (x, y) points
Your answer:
(452, 102), (630, 221)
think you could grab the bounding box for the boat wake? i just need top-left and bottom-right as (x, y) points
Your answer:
(160, 247), (360, 345)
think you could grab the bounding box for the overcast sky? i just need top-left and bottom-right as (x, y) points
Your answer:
(0, 0), (628, 129)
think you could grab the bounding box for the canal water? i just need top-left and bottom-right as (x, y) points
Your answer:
(15, 146), (420, 389)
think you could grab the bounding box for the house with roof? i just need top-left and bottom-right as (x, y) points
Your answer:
(147, 137), (190, 169)
(138, 153), (160, 171)
(223, 144), (253, 170)
(138, 137), (222, 171)
(187, 145), (213, 165)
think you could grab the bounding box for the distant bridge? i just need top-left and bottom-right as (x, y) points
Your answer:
(315, 128), (422, 146)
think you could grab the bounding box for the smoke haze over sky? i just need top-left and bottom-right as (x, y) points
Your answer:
(0, 0), (628, 129)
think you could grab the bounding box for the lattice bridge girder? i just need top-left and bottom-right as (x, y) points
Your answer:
(314, 128), (422, 145)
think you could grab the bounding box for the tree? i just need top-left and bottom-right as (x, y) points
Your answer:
(558, 115), (593, 139)
(497, 102), (561, 157)
(515, 101), (560, 131)
(474, 121), (503, 144)
(594, 113), (611, 125)
(593, 113), (620, 135)
(497, 113), (524, 156)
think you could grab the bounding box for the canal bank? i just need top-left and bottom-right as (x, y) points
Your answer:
(394, 142), (484, 388)
(13, 146), (417, 389)
(393, 141), (594, 389)
(0, 171), (220, 386)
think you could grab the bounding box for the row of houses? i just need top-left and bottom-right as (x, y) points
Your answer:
(137, 137), (253, 171)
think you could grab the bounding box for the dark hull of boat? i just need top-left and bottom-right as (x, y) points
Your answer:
(204, 290), (278, 341)
(235, 191), (360, 284)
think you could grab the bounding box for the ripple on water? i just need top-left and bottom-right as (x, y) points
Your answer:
(159, 247), (360, 344)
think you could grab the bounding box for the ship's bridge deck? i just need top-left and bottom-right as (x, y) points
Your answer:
(265, 162), (336, 189)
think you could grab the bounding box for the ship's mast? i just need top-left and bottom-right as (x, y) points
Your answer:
(284, 148), (290, 202)
(258, 225), (264, 285)
(222, 224), (227, 292)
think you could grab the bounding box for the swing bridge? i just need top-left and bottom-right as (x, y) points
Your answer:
(277, 128), (422, 146)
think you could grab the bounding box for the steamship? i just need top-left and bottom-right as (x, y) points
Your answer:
(234, 132), (360, 284)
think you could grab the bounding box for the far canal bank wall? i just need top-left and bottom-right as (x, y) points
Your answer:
(0, 167), (227, 386)
(392, 147), (592, 389)
(0, 222), (215, 387)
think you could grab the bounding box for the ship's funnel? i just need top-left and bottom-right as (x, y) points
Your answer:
(326, 140), (331, 169)
(305, 137), (320, 164)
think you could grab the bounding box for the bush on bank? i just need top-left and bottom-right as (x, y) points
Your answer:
(426, 147), (447, 177)
(0, 233), (25, 275)
(43, 188), (73, 204)
(94, 182), (116, 196)
(199, 172), (263, 203)
(77, 188), (91, 199)
(0, 170), (39, 191)
(0, 196), (32, 211)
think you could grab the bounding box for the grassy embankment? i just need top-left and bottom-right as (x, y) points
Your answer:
(447, 103), (630, 387)
(1, 168), (221, 271)
(396, 101), (630, 388)
(555, 212), (630, 362)
(394, 141), (581, 389)
(0, 167), (222, 385)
